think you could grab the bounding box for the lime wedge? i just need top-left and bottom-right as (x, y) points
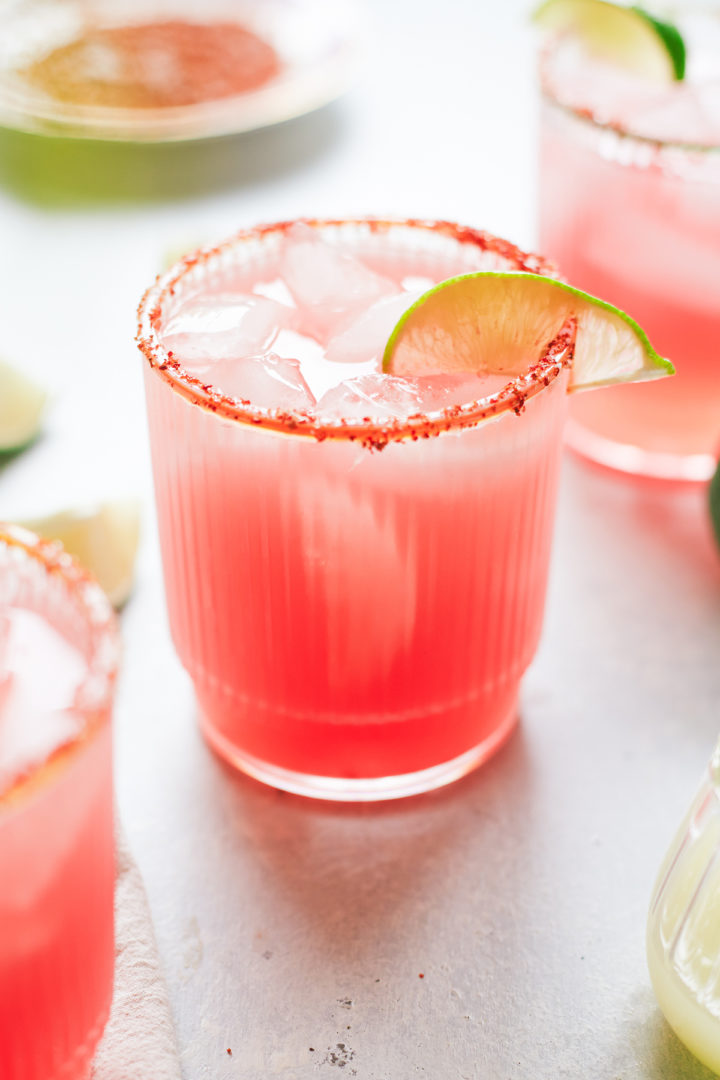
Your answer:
(533, 0), (685, 81)
(382, 272), (673, 391)
(710, 461), (720, 552)
(20, 499), (141, 609)
(0, 359), (48, 454)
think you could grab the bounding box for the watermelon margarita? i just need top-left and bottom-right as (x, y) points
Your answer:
(138, 219), (573, 800)
(539, 12), (720, 481)
(0, 527), (117, 1080)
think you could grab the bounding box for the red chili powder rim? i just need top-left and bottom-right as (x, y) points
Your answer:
(0, 524), (119, 810)
(136, 217), (574, 450)
(538, 42), (720, 155)
(20, 20), (281, 112)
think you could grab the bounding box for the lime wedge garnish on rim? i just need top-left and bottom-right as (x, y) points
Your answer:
(533, 0), (685, 81)
(382, 272), (673, 391)
(0, 359), (48, 454)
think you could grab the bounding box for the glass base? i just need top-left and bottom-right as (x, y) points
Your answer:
(200, 701), (518, 802)
(565, 419), (715, 484)
(48, 998), (111, 1080)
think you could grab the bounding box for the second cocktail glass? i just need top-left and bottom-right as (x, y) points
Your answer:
(538, 12), (720, 482)
(138, 218), (573, 800)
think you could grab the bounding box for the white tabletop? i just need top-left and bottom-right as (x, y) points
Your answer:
(2, 0), (720, 1076)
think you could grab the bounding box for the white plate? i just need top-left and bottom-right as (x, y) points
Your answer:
(0, 0), (364, 142)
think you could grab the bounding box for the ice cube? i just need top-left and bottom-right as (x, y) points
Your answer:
(207, 353), (316, 412)
(252, 278), (297, 307)
(415, 372), (510, 411)
(628, 82), (720, 144)
(401, 275), (435, 293)
(296, 476), (416, 689)
(316, 374), (425, 422)
(280, 224), (400, 339)
(162, 292), (294, 370)
(319, 372), (510, 422)
(271, 328), (349, 401)
(272, 329), (326, 369)
(325, 289), (425, 365)
(0, 611), (8, 661)
(0, 613), (10, 714)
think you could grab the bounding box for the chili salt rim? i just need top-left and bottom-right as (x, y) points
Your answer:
(0, 524), (119, 808)
(538, 42), (720, 156)
(137, 217), (573, 450)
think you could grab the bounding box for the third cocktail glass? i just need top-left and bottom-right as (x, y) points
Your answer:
(0, 526), (118, 1080)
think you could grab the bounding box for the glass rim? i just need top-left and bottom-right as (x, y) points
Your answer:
(136, 216), (573, 449)
(539, 47), (720, 157)
(0, 524), (119, 809)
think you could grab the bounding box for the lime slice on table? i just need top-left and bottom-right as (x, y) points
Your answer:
(533, 0), (686, 81)
(0, 359), (48, 455)
(709, 461), (720, 552)
(382, 272), (673, 390)
(19, 499), (141, 609)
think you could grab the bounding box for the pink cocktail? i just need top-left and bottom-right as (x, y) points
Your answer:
(138, 218), (572, 800)
(0, 527), (118, 1080)
(538, 13), (720, 481)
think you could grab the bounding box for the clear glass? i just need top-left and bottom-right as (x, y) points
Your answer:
(647, 737), (720, 1073)
(0, 525), (118, 1080)
(138, 218), (571, 801)
(538, 38), (720, 483)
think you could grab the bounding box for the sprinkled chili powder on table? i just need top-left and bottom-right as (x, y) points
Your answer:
(21, 20), (281, 109)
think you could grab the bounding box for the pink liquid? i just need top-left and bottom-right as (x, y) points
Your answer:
(140, 220), (570, 798)
(149, 384), (566, 785)
(539, 29), (720, 480)
(0, 549), (115, 1080)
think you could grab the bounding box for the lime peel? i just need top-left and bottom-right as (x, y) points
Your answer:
(0, 359), (48, 454)
(633, 7), (686, 81)
(533, 0), (686, 82)
(382, 271), (673, 393)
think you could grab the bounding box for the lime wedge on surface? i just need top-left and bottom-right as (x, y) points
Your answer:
(20, 499), (141, 609)
(533, 0), (685, 81)
(710, 461), (720, 552)
(0, 359), (48, 454)
(382, 272), (673, 391)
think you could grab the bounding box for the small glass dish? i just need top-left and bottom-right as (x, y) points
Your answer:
(0, 0), (363, 141)
(0, 0), (363, 201)
(647, 737), (720, 1074)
